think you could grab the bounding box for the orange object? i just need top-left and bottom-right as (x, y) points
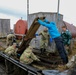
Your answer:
(14, 19), (28, 39)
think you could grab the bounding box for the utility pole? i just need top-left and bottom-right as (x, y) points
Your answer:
(57, 0), (60, 29)
(57, 0), (60, 18)
(27, 0), (29, 25)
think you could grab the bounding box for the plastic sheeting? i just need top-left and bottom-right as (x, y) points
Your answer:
(42, 70), (70, 75)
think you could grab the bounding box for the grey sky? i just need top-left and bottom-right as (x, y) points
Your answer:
(29, 0), (76, 25)
(0, 0), (76, 29)
(0, 0), (27, 29)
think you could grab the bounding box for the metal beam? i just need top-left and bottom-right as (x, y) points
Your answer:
(0, 52), (42, 75)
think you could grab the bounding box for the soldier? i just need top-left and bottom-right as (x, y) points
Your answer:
(4, 43), (17, 74)
(61, 26), (72, 54)
(20, 46), (40, 64)
(4, 43), (17, 56)
(6, 33), (16, 46)
(39, 28), (49, 54)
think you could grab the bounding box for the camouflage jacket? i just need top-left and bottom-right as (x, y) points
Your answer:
(39, 31), (49, 40)
(20, 47), (39, 64)
(4, 46), (15, 55)
(61, 30), (72, 46)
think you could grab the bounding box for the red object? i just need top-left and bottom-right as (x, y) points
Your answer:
(14, 19), (28, 39)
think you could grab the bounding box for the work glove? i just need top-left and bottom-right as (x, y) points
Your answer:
(37, 17), (45, 21)
(35, 34), (39, 36)
(50, 38), (53, 42)
(35, 17), (39, 21)
(43, 17), (45, 19)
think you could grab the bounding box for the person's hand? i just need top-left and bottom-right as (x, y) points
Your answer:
(37, 17), (45, 21)
(43, 17), (45, 19)
(35, 17), (39, 21)
(37, 59), (40, 61)
(35, 34), (39, 36)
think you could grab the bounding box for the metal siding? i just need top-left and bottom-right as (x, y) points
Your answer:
(0, 20), (2, 36)
(28, 12), (63, 49)
(0, 19), (10, 36)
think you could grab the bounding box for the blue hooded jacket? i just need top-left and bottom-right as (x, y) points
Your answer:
(38, 19), (60, 38)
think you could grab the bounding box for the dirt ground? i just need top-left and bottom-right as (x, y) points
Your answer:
(0, 39), (76, 72)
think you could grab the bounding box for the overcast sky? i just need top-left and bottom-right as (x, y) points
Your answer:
(0, 0), (27, 29)
(0, 0), (76, 29)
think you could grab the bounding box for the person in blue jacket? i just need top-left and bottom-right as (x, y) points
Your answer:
(38, 18), (68, 64)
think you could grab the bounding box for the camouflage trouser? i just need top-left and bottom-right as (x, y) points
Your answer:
(6, 40), (12, 46)
(40, 40), (48, 49)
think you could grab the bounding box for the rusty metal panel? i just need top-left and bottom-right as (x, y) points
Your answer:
(63, 21), (76, 38)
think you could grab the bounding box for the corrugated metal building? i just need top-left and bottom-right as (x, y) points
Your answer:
(28, 12), (63, 32)
(0, 19), (10, 36)
(28, 12), (76, 50)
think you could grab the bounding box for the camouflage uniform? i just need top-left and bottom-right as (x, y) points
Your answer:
(20, 46), (40, 64)
(6, 34), (16, 46)
(61, 30), (72, 54)
(5, 43), (17, 74)
(4, 46), (16, 55)
(39, 31), (49, 49)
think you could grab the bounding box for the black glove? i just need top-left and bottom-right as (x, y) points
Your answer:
(43, 17), (45, 19)
(35, 17), (39, 20)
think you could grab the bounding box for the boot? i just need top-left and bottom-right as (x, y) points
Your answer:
(40, 48), (46, 54)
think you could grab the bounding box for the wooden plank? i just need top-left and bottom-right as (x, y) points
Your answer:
(17, 17), (45, 54)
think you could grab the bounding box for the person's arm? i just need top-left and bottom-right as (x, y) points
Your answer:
(38, 19), (51, 28)
(67, 31), (72, 39)
(66, 31), (72, 45)
(31, 52), (40, 61)
(44, 19), (49, 23)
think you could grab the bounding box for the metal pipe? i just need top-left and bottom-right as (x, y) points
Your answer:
(27, 0), (29, 17)
(27, 0), (29, 27)
(57, 0), (60, 17)
(57, 0), (60, 29)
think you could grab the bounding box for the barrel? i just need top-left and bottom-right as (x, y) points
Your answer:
(14, 19), (28, 39)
